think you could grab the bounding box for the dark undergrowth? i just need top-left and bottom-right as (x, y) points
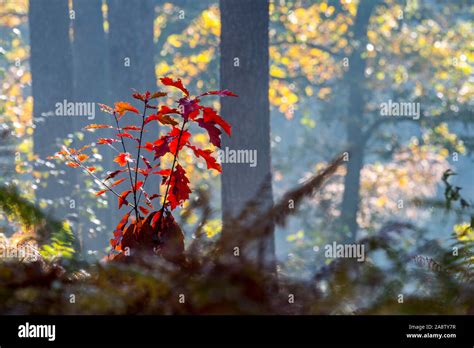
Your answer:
(0, 156), (473, 315)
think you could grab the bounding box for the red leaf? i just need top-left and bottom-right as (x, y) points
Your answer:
(196, 118), (222, 147)
(110, 210), (132, 249)
(132, 91), (150, 102)
(85, 124), (113, 130)
(114, 101), (139, 117)
(152, 137), (171, 160)
(151, 209), (163, 228)
(134, 181), (143, 192)
(132, 92), (146, 102)
(66, 161), (79, 168)
(202, 107), (231, 136)
(133, 90), (167, 102)
(114, 153), (132, 166)
(158, 114), (179, 127)
(177, 97), (200, 121)
(95, 188), (108, 196)
(160, 77), (189, 96)
(87, 166), (97, 172)
(77, 154), (89, 162)
(105, 169), (126, 180)
(98, 103), (114, 114)
(200, 89), (238, 97)
(187, 145), (221, 172)
(111, 178), (126, 187)
(139, 206), (150, 215)
(141, 155), (152, 169)
(138, 157), (153, 177)
(97, 138), (118, 145)
(188, 109), (200, 120)
(166, 164), (191, 210)
(150, 91), (168, 99)
(117, 133), (137, 141)
(153, 169), (172, 176)
(144, 114), (158, 125)
(169, 128), (191, 154)
(118, 190), (131, 209)
(159, 105), (180, 115)
(122, 125), (141, 131)
(141, 142), (155, 152)
(138, 167), (151, 177)
(145, 113), (178, 126)
(117, 211), (132, 231)
(142, 191), (155, 208)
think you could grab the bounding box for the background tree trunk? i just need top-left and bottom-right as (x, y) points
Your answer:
(107, 0), (156, 99)
(220, 0), (275, 271)
(29, 0), (76, 219)
(72, 0), (111, 253)
(340, 0), (380, 241)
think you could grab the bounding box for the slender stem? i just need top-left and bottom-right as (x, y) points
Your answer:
(105, 142), (120, 153)
(133, 102), (148, 221)
(136, 173), (152, 207)
(156, 120), (187, 229)
(113, 112), (139, 220)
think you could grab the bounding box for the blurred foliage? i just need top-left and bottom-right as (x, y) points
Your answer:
(0, 185), (76, 261)
(0, 218), (472, 315)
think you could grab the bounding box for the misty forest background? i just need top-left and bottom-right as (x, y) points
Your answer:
(0, 0), (473, 314)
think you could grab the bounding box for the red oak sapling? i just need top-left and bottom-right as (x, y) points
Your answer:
(49, 77), (237, 263)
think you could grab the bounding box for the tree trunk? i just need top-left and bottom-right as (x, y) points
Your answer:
(107, 0), (156, 99)
(220, 0), (275, 272)
(72, 0), (111, 253)
(29, 0), (76, 219)
(107, 0), (157, 223)
(73, 0), (108, 119)
(340, 0), (380, 241)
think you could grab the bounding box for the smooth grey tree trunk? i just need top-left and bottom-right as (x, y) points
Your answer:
(73, 0), (108, 121)
(72, 0), (111, 253)
(29, 0), (76, 219)
(220, 0), (275, 272)
(107, 0), (156, 100)
(340, 0), (380, 240)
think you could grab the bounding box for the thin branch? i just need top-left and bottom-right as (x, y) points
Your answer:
(135, 164), (155, 208)
(113, 112), (139, 220)
(132, 102), (149, 221)
(68, 154), (135, 209)
(363, 109), (473, 138)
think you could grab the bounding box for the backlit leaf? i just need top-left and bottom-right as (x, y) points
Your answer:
(187, 144), (221, 172)
(160, 77), (189, 96)
(85, 124), (113, 130)
(114, 101), (139, 116)
(114, 152), (132, 166)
